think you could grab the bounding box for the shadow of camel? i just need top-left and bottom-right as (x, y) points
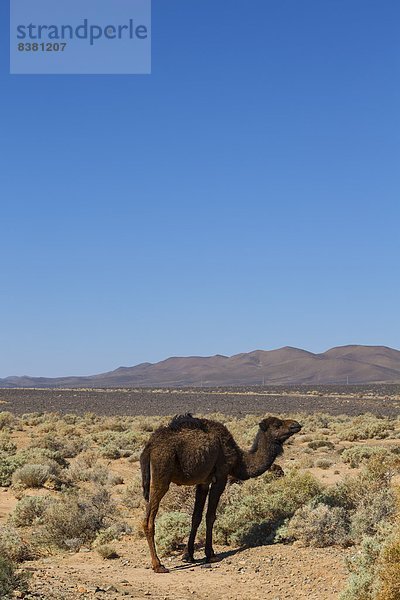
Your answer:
(169, 516), (285, 572)
(170, 546), (247, 572)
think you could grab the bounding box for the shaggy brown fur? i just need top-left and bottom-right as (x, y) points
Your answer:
(140, 414), (301, 573)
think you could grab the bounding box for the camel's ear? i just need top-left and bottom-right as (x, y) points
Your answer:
(259, 420), (267, 431)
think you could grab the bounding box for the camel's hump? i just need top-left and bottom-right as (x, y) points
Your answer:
(168, 413), (207, 432)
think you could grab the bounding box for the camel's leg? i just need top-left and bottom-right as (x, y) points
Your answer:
(143, 481), (170, 573)
(182, 483), (209, 562)
(204, 477), (227, 563)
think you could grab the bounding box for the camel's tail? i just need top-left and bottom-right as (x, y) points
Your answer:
(140, 446), (151, 501)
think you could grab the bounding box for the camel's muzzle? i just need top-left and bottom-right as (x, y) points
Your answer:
(289, 423), (302, 433)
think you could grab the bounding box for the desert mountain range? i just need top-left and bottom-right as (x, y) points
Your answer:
(1, 345), (400, 388)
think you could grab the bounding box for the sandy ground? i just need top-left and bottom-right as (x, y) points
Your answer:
(23, 540), (349, 600)
(2, 390), (399, 599)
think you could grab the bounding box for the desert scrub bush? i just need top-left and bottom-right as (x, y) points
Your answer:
(222, 415), (260, 447)
(155, 512), (191, 556)
(21, 446), (68, 466)
(127, 450), (142, 463)
(96, 417), (131, 432)
(0, 557), (27, 599)
(213, 470), (322, 547)
(340, 533), (385, 600)
(39, 486), (115, 550)
(0, 454), (26, 487)
(0, 412), (15, 431)
(11, 496), (52, 527)
(0, 435), (17, 455)
(312, 456), (397, 544)
(349, 487), (396, 542)
(60, 414), (80, 426)
(315, 458), (334, 470)
(340, 487), (400, 600)
(160, 484), (195, 515)
(94, 522), (132, 546)
(122, 474), (143, 510)
(342, 446), (392, 468)
(337, 414), (395, 441)
(376, 522), (400, 600)
(96, 544), (119, 559)
(278, 504), (350, 547)
(0, 526), (35, 562)
(12, 463), (60, 489)
(308, 439), (335, 450)
(92, 430), (142, 459)
(134, 416), (160, 433)
(29, 433), (86, 459)
(66, 456), (110, 486)
(295, 413), (334, 432)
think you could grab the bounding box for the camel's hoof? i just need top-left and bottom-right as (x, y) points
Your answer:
(153, 565), (169, 573)
(182, 553), (195, 563)
(206, 555), (221, 564)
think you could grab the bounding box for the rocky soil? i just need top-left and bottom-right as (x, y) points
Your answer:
(1, 384), (400, 417)
(23, 540), (349, 600)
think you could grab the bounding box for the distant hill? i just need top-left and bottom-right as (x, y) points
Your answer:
(1, 345), (400, 388)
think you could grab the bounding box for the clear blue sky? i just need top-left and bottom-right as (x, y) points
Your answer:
(1, 0), (399, 377)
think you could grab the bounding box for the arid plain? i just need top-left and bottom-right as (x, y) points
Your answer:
(0, 385), (399, 599)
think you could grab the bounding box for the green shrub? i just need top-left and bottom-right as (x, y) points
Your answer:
(377, 523), (400, 600)
(30, 434), (86, 459)
(350, 487), (396, 542)
(156, 512), (191, 556)
(39, 487), (115, 550)
(0, 454), (25, 487)
(0, 435), (17, 455)
(12, 464), (55, 489)
(308, 440), (335, 450)
(340, 484), (400, 600)
(337, 414), (395, 442)
(340, 534), (385, 600)
(315, 458), (334, 470)
(0, 557), (27, 598)
(342, 446), (392, 468)
(279, 504), (349, 547)
(101, 444), (122, 459)
(1, 446), (68, 488)
(0, 413), (15, 431)
(96, 544), (119, 559)
(94, 430), (142, 459)
(0, 526), (35, 562)
(213, 470), (322, 547)
(17, 447), (68, 468)
(94, 523), (132, 546)
(11, 496), (51, 527)
(122, 475), (143, 510)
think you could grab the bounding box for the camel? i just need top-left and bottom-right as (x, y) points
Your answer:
(140, 414), (302, 573)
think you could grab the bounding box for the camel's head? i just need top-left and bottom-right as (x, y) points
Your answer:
(259, 416), (302, 443)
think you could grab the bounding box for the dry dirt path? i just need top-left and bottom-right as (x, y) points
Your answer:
(25, 540), (349, 600)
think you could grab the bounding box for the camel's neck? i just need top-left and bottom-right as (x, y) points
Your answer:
(234, 430), (283, 480)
